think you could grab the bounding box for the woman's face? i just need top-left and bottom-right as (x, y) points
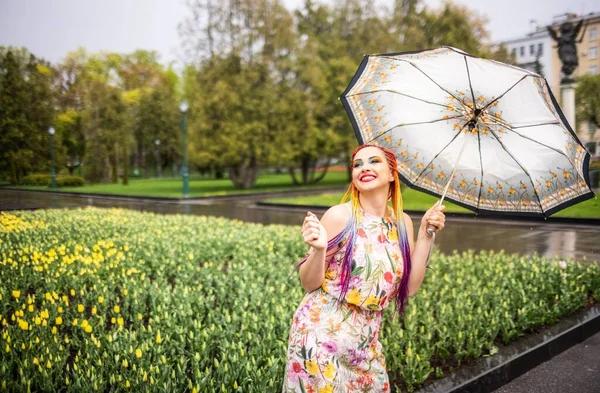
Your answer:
(351, 146), (393, 193)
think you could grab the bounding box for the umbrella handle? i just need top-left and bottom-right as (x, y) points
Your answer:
(426, 199), (444, 236)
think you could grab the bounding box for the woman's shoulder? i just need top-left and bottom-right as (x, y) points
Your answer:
(320, 202), (352, 228)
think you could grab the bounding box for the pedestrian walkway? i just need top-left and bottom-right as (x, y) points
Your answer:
(491, 331), (600, 393)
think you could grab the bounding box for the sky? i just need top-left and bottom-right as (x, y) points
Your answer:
(0, 0), (594, 66)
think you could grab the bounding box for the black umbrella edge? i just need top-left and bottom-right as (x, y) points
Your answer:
(398, 168), (595, 219)
(340, 56), (370, 145)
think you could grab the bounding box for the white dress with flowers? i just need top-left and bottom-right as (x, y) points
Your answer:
(282, 211), (404, 393)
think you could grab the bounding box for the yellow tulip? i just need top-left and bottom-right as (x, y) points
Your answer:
(346, 289), (361, 305)
(323, 362), (336, 379)
(305, 359), (319, 375)
(318, 383), (334, 393)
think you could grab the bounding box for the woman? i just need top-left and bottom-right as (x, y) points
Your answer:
(282, 144), (446, 392)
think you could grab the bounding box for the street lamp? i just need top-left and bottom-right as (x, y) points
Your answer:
(154, 139), (161, 178)
(48, 126), (57, 189)
(179, 100), (190, 198)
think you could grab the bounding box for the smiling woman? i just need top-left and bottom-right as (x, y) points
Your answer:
(282, 144), (446, 392)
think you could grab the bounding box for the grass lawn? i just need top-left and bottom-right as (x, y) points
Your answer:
(3, 172), (348, 198)
(264, 189), (600, 218)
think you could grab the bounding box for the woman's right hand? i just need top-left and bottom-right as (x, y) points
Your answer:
(301, 212), (328, 250)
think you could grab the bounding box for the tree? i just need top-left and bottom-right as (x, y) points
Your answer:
(576, 74), (600, 135)
(182, 0), (299, 188)
(419, 1), (490, 56)
(55, 110), (85, 175)
(0, 47), (54, 184)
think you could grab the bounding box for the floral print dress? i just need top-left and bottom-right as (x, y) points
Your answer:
(282, 211), (405, 393)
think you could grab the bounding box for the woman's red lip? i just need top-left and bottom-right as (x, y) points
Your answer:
(360, 174), (376, 181)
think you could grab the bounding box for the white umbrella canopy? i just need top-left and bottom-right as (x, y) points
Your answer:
(341, 47), (595, 217)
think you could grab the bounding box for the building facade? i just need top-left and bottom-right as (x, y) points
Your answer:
(501, 12), (600, 159)
(503, 28), (554, 81)
(548, 13), (600, 157)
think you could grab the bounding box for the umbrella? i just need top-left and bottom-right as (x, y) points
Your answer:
(340, 47), (595, 219)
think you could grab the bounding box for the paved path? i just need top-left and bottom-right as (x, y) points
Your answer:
(491, 331), (600, 393)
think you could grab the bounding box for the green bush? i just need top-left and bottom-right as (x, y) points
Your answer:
(0, 209), (598, 392)
(53, 175), (85, 187)
(21, 174), (51, 186)
(19, 174), (85, 187)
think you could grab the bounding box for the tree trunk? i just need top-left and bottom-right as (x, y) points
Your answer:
(312, 158), (330, 184)
(228, 156), (259, 189)
(9, 154), (18, 185)
(288, 167), (300, 186)
(301, 156), (311, 185)
(344, 152), (352, 182)
(111, 143), (118, 183)
(123, 146), (129, 185)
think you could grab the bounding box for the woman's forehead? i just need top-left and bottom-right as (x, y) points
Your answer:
(354, 146), (385, 160)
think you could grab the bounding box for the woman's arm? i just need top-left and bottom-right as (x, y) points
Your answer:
(405, 203), (446, 296)
(299, 204), (350, 293)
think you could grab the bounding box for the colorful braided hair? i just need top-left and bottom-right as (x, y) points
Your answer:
(298, 143), (412, 316)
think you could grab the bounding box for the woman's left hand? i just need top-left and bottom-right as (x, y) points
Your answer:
(420, 202), (446, 236)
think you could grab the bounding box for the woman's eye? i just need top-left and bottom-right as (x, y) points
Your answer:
(369, 158), (382, 164)
(353, 161), (363, 168)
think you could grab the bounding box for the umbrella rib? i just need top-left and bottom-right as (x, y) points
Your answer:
(488, 122), (584, 190)
(379, 56), (463, 104)
(475, 124), (485, 212)
(413, 124), (469, 183)
(487, 128), (546, 215)
(512, 121), (561, 129)
(488, 120), (574, 162)
(480, 75), (530, 112)
(464, 56), (477, 108)
(350, 89), (448, 108)
(368, 115), (464, 141)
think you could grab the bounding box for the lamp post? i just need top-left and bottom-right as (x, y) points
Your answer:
(179, 100), (190, 198)
(154, 139), (161, 178)
(48, 126), (57, 189)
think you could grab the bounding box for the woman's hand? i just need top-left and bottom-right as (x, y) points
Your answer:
(301, 212), (328, 250)
(420, 202), (446, 236)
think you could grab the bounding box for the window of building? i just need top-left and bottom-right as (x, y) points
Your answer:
(590, 46), (598, 59)
(591, 65), (598, 75)
(538, 43), (543, 55)
(520, 46), (524, 56)
(530, 44), (535, 55)
(511, 48), (516, 57)
(590, 27), (597, 41)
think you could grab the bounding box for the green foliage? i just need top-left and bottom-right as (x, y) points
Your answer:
(53, 175), (85, 187)
(0, 47), (54, 184)
(576, 74), (600, 131)
(20, 174), (52, 186)
(0, 209), (599, 392)
(52, 49), (181, 184)
(19, 174), (85, 187)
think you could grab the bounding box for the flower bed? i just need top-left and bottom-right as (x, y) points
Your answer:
(1, 208), (599, 392)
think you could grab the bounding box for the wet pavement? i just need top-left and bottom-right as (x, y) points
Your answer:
(490, 331), (600, 393)
(2, 188), (598, 264)
(414, 304), (600, 393)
